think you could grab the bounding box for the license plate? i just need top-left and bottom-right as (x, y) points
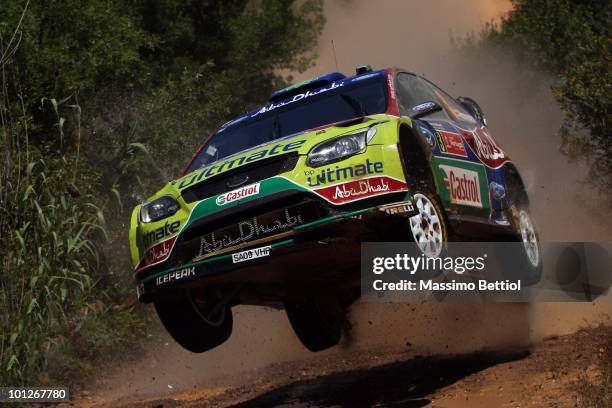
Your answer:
(231, 245), (271, 263)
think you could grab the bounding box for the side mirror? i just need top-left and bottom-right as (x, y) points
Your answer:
(457, 96), (487, 126)
(409, 101), (443, 119)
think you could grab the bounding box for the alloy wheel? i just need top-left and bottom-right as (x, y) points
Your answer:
(409, 193), (444, 257)
(519, 210), (540, 267)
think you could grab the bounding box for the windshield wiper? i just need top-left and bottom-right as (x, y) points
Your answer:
(341, 94), (368, 117)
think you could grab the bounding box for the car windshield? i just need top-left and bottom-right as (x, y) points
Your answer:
(186, 77), (388, 172)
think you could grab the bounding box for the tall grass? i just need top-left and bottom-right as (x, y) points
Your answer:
(0, 55), (131, 385)
(0, 159), (105, 384)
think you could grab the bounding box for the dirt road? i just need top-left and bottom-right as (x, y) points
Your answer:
(74, 319), (610, 407)
(63, 301), (611, 408)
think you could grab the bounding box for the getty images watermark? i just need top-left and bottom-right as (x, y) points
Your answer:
(360, 242), (612, 302)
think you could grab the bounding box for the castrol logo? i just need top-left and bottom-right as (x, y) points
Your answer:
(439, 165), (482, 208)
(216, 183), (260, 206)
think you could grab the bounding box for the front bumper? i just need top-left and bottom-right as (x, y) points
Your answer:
(135, 196), (416, 303)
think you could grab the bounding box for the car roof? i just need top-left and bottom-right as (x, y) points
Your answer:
(216, 68), (390, 134)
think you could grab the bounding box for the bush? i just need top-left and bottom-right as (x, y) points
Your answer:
(473, 0), (612, 197)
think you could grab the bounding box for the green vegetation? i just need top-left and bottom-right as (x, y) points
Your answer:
(0, 0), (324, 386)
(469, 0), (611, 195)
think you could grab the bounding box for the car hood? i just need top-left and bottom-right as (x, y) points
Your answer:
(158, 114), (393, 200)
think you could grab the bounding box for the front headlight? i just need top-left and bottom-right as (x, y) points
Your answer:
(140, 196), (179, 223)
(307, 127), (377, 167)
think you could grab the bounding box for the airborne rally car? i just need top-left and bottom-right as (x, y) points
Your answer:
(129, 66), (541, 353)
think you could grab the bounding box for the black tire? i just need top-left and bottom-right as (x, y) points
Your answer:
(154, 292), (233, 353)
(500, 171), (543, 286)
(504, 206), (543, 286)
(285, 300), (342, 352)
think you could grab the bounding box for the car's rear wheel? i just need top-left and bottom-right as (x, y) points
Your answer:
(501, 170), (543, 286)
(518, 209), (540, 269)
(502, 205), (542, 286)
(154, 290), (233, 353)
(285, 299), (342, 352)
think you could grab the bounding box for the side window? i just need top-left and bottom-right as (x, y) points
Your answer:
(426, 80), (477, 126)
(396, 73), (446, 119)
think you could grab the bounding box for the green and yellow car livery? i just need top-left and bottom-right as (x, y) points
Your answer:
(128, 67), (541, 354)
(130, 114), (417, 300)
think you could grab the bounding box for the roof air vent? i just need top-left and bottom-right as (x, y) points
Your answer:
(356, 64), (373, 75)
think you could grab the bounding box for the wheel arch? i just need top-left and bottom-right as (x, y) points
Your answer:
(503, 163), (529, 208)
(397, 119), (437, 193)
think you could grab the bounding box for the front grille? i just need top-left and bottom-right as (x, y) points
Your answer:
(181, 199), (322, 261)
(181, 153), (299, 203)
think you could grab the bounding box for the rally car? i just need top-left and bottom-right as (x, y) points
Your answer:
(129, 66), (541, 353)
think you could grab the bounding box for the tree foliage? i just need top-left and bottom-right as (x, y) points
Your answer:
(0, 0), (324, 386)
(477, 0), (611, 194)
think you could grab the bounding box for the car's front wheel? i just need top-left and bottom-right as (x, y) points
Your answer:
(408, 191), (448, 258)
(154, 290), (233, 353)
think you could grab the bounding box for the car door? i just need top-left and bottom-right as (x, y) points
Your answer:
(395, 72), (491, 218)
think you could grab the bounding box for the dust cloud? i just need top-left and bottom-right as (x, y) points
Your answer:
(93, 0), (611, 402)
(294, 0), (611, 241)
(294, 0), (612, 362)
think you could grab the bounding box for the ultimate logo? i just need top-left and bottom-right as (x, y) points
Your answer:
(144, 221), (180, 247)
(178, 139), (307, 189)
(307, 159), (383, 186)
